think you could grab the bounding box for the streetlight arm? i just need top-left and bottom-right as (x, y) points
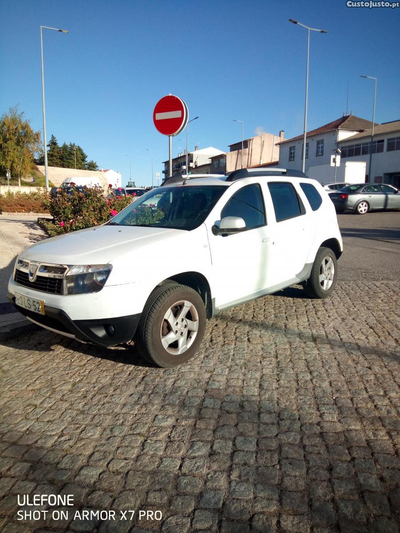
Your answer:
(41, 26), (69, 33)
(289, 18), (328, 33)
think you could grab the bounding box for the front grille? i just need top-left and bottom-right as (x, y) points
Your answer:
(15, 270), (64, 294)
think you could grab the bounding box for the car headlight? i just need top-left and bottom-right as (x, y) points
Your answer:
(65, 265), (112, 295)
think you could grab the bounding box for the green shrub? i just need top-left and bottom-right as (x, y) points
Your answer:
(0, 190), (49, 213)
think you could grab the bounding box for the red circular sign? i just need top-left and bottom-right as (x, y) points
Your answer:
(153, 95), (188, 136)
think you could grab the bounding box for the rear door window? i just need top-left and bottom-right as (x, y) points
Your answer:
(300, 183), (323, 211)
(268, 182), (305, 222)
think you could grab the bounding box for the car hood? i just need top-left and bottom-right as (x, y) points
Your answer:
(19, 225), (183, 265)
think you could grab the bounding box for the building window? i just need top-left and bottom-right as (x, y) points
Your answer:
(373, 140), (384, 153)
(289, 146), (295, 161)
(301, 143), (309, 159)
(341, 140), (384, 158)
(316, 140), (324, 157)
(387, 137), (400, 151)
(362, 143), (369, 155)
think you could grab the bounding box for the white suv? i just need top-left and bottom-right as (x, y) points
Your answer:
(8, 169), (343, 368)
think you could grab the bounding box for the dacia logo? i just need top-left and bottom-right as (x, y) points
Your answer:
(28, 262), (39, 282)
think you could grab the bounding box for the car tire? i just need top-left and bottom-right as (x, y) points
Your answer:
(356, 201), (369, 215)
(135, 283), (206, 368)
(304, 247), (338, 299)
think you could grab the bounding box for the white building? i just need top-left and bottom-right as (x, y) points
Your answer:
(338, 120), (400, 188)
(37, 166), (122, 188)
(163, 147), (225, 178)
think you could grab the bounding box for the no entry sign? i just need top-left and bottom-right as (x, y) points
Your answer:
(153, 95), (188, 136)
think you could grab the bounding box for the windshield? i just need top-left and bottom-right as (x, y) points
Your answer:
(109, 185), (226, 230)
(341, 185), (364, 192)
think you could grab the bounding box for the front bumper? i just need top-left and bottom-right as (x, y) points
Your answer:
(8, 293), (141, 347)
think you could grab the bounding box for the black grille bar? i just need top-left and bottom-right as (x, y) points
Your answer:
(15, 270), (63, 294)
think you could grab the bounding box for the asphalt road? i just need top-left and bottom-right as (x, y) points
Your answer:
(337, 211), (400, 282)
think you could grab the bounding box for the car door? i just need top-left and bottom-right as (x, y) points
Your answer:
(207, 183), (274, 308)
(362, 184), (385, 209)
(265, 181), (314, 282)
(380, 185), (400, 209)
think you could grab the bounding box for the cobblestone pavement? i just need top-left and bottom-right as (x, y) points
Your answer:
(0, 280), (399, 533)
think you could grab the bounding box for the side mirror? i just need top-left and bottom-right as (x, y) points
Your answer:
(212, 216), (246, 235)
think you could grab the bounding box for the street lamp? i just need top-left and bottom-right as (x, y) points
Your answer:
(233, 119), (244, 168)
(40, 25), (69, 190)
(185, 116), (199, 176)
(146, 149), (154, 187)
(289, 19), (327, 174)
(361, 75), (377, 183)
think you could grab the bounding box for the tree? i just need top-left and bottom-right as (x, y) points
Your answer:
(35, 135), (99, 170)
(48, 135), (63, 167)
(0, 107), (41, 183)
(85, 160), (99, 171)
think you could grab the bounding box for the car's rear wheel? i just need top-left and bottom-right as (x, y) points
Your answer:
(135, 283), (206, 368)
(304, 247), (338, 299)
(356, 200), (369, 215)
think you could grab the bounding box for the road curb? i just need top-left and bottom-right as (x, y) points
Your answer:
(0, 318), (39, 342)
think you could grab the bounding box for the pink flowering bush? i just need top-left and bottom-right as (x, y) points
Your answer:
(42, 186), (132, 236)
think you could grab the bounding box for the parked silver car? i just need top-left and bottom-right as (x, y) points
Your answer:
(330, 183), (400, 214)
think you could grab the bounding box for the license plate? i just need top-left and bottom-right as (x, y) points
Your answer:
(15, 293), (45, 315)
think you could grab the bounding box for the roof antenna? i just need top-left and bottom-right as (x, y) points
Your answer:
(345, 81), (349, 116)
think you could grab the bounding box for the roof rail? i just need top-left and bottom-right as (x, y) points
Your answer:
(161, 176), (185, 187)
(161, 173), (224, 187)
(226, 168), (307, 181)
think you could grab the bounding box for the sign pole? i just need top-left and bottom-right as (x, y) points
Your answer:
(169, 136), (173, 178)
(153, 95), (188, 180)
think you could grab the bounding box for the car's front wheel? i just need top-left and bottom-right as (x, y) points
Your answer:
(135, 283), (206, 368)
(304, 247), (338, 299)
(356, 200), (369, 215)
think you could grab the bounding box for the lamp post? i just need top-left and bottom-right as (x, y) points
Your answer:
(233, 119), (244, 168)
(40, 25), (69, 190)
(289, 19), (327, 174)
(361, 75), (377, 183)
(146, 149), (154, 187)
(185, 116), (199, 176)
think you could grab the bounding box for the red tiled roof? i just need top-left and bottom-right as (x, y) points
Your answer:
(279, 114), (375, 144)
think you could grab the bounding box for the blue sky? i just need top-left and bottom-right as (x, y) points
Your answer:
(1, 0), (399, 186)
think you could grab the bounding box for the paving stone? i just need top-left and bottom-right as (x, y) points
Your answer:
(0, 280), (399, 532)
(161, 515), (191, 533)
(191, 509), (218, 530)
(198, 490), (224, 509)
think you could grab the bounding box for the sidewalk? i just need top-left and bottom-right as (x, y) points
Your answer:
(0, 213), (50, 340)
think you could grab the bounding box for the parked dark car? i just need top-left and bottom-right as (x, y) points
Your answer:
(330, 183), (400, 214)
(112, 188), (126, 198)
(323, 182), (350, 193)
(125, 187), (147, 198)
(50, 185), (86, 198)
